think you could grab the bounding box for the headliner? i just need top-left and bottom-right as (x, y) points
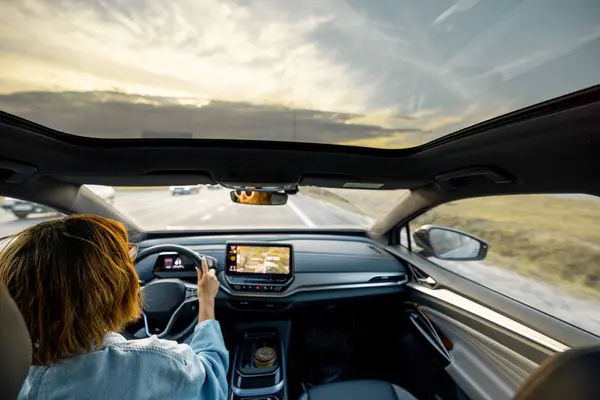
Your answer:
(0, 84), (598, 188)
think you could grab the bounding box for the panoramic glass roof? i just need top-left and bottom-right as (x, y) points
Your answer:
(0, 0), (599, 149)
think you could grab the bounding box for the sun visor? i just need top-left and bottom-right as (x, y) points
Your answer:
(300, 174), (425, 190)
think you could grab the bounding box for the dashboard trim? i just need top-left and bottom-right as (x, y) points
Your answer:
(211, 273), (408, 298)
(138, 274), (408, 334)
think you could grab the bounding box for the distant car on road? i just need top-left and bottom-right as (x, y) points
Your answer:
(1, 185), (115, 219)
(170, 185), (201, 195)
(207, 184), (222, 191)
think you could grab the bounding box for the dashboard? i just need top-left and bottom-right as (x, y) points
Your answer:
(136, 234), (408, 310)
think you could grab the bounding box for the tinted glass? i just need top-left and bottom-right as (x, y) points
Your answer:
(1, 0), (599, 148)
(408, 194), (600, 336)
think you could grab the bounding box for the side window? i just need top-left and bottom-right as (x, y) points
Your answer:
(1, 196), (62, 238)
(408, 194), (600, 336)
(399, 224), (409, 248)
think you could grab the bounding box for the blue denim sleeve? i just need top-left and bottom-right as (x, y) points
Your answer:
(19, 321), (230, 400)
(165, 319), (230, 399)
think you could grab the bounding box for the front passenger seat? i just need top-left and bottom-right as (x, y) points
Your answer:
(299, 380), (417, 400)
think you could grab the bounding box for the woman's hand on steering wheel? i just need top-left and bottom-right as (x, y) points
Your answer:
(196, 257), (219, 322)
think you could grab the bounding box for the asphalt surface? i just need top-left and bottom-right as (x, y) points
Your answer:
(2, 189), (600, 336)
(0, 189), (372, 237)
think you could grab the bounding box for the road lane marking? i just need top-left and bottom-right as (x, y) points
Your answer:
(129, 198), (219, 225)
(287, 198), (316, 228)
(121, 195), (189, 213)
(201, 214), (212, 221)
(217, 206), (225, 211)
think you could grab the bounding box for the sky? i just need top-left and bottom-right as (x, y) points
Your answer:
(0, 0), (598, 147)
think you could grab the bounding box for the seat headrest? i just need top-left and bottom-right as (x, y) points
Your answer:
(515, 346), (600, 400)
(0, 282), (31, 399)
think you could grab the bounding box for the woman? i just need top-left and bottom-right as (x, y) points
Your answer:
(0, 214), (228, 399)
(234, 190), (272, 205)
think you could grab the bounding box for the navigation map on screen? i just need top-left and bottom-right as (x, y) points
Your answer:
(227, 244), (291, 275)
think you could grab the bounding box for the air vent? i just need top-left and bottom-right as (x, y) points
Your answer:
(367, 245), (384, 256)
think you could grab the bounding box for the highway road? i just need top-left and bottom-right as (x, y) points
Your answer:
(0, 189), (373, 237)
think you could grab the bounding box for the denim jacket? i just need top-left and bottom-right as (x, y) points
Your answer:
(19, 320), (229, 400)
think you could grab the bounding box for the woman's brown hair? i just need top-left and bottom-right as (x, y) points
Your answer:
(0, 214), (141, 365)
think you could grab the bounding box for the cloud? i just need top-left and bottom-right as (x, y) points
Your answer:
(433, 0), (480, 25)
(0, 90), (429, 147)
(0, 0), (598, 148)
(0, 0), (372, 113)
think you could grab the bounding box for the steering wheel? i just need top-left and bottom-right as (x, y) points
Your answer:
(134, 244), (215, 341)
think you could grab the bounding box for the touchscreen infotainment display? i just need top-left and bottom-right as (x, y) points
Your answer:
(226, 243), (292, 276)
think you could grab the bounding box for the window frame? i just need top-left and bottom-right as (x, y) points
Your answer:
(396, 193), (600, 338)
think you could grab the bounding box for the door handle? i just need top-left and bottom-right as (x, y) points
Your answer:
(417, 276), (436, 285)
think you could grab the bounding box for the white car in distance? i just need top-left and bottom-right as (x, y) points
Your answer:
(169, 185), (201, 195)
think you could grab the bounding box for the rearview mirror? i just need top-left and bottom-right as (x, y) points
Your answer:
(413, 225), (488, 261)
(229, 190), (288, 206)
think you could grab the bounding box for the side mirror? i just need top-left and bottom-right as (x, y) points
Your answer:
(413, 225), (488, 261)
(229, 190), (288, 206)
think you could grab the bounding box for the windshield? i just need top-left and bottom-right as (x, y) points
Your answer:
(112, 186), (405, 231)
(1, 1), (599, 148)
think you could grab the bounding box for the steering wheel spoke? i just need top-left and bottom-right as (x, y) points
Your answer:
(141, 295), (198, 339)
(132, 244), (213, 341)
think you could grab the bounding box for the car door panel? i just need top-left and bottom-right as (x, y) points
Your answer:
(386, 245), (599, 399)
(410, 285), (566, 360)
(388, 245), (599, 347)
(421, 305), (539, 400)
(407, 286), (555, 400)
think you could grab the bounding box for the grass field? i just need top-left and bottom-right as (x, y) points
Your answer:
(300, 187), (403, 220)
(411, 195), (600, 297)
(303, 188), (600, 298)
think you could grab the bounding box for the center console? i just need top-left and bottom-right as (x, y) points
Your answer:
(225, 243), (294, 293)
(225, 244), (293, 399)
(230, 321), (290, 400)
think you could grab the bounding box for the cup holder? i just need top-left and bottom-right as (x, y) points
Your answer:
(232, 328), (285, 397)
